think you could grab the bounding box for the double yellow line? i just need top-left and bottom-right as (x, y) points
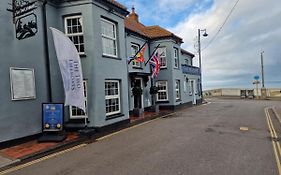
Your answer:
(0, 144), (87, 175)
(265, 107), (281, 175)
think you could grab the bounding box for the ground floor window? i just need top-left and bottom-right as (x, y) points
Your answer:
(70, 81), (87, 119)
(156, 81), (168, 101)
(105, 80), (121, 116)
(175, 80), (181, 100)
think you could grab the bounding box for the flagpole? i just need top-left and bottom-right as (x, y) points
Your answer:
(128, 41), (147, 64)
(145, 44), (160, 66)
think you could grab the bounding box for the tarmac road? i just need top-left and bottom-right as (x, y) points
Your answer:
(3, 98), (281, 175)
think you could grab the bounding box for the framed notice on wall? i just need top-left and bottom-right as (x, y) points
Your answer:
(10, 67), (36, 100)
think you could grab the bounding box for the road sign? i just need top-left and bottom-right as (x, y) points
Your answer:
(254, 75), (260, 80)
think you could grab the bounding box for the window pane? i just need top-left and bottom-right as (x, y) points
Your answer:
(65, 16), (84, 54)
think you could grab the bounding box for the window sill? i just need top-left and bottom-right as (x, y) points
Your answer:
(79, 54), (87, 58)
(132, 67), (143, 70)
(102, 55), (122, 60)
(106, 113), (125, 120)
(176, 99), (182, 102)
(160, 67), (167, 70)
(156, 100), (169, 104)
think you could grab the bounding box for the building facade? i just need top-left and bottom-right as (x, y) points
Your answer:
(0, 0), (201, 143)
(124, 8), (202, 111)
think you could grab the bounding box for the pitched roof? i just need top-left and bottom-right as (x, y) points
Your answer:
(106, 0), (127, 11)
(181, 49), (195, 57)
(124, 7), (183, 43)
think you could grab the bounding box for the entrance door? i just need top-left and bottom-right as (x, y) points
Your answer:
(134, 78), (143, 108)
(191, 80), (197, 105)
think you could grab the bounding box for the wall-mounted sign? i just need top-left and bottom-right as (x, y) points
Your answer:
(42, 103), (64, 132)
(10, 67), (36, 100)
(7, 0), (38, 40)
(13, 1), (37, 17)
(15, 13), (37, 40)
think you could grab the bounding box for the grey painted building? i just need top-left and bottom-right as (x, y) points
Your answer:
(0, 0), (130, 143)
(0, 1), (201, 143)
(124, 8), (202, 110)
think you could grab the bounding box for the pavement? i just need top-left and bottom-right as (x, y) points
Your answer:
(0, 110), (169, 170)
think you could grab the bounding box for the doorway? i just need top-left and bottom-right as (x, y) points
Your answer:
(134, 78), (143, 109)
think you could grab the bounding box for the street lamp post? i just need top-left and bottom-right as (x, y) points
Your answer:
(198, 29), (208, 101)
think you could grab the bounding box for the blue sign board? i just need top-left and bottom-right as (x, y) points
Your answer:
(42, 103), (64, 132)
(254, 75), (260, 80)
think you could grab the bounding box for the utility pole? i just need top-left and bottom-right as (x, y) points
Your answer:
(261, 51), (265, 88)
(197, 29), (208, 102)
(260, 51), (267, 99)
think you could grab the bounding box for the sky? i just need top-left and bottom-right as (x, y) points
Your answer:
(118, 0), (281, 90)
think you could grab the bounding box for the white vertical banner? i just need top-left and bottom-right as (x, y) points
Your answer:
(50, 27), (85, 112)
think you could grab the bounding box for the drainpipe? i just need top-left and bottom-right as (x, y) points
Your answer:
(42, 0), (52, 102)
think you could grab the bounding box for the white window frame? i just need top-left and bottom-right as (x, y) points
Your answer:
(156, 81), (168, 101)
(64, 15), (85, 55)
(131, 43), (141, 68)
(70, 80), (88, 119)
(105, 80), (121, 116)
(175, 80), (181, 100)
(158, 47), (167, 68)
(101, 18), (118, 58)
(174, 48), (179, 68)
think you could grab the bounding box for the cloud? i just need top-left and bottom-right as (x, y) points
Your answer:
(170, 0), (281, 89)
(117, 0), (281, 89)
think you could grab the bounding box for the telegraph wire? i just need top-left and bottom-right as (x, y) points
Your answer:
(202, 0), (240, 51)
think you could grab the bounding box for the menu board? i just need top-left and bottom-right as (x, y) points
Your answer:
(10, 67), (36, 100)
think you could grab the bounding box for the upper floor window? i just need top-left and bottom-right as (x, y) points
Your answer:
(184, 59), (189, 65)
(174, 48), (179, 68)
(158, 47), (167, 68)
(64, 15), (85, 54)
(101, 18), (117, 57)
(131, 43), (141, 68)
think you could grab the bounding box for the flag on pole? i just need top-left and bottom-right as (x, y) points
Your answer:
(50, 27), (85, 112)
(128, 43), (147, 64)
(150, 51), (161, 78)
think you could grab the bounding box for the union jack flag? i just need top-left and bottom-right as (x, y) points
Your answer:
(150, 51), (160, 78)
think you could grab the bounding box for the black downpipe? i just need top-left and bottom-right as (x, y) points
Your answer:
(42, 0), (52, 102)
